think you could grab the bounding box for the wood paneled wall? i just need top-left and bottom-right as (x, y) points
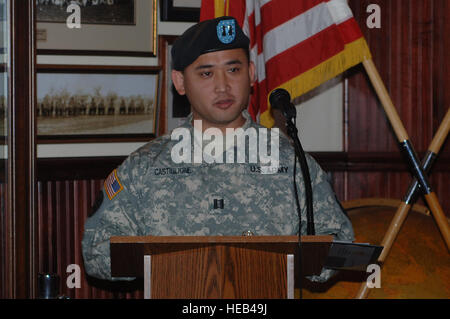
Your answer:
(0, 181), (7, 299)
(37, 158), (144, 298)
(37, 174), (143, 299)
(343, 0), (450, 211)
(33, 0), (449, 298)
(348, 0), (449, 153)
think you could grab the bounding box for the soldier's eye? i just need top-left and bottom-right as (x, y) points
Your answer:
(201, 71), (212, 77)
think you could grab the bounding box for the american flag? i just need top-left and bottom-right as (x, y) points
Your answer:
(104, 169), (123, 200)
(200, 0), (371, 128)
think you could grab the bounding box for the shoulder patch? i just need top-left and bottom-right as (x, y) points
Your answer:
(104, 169), (124, 200)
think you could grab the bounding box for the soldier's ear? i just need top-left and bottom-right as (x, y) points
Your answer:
(171, 70), (186, 96)
(249, 61), (256, 87)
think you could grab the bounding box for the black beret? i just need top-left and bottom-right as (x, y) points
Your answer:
(171, 16), (250, 71)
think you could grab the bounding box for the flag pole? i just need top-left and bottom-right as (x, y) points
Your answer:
(354, 59), (450, 299)
(355, 107), (450, 299)
(361, 58), (450, 250)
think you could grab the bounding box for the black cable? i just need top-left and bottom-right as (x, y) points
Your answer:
(294, 133), (315, 235)
(292, 131), (303, 299)
(269, 88), (315, 235)
(286, 119), (315, 235)
(269, 88), (315, 298)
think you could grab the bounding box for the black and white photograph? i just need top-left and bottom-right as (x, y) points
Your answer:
(36, 0), (136, 25)
(37, 66), (160, 141)
(36, 0), (156, 56)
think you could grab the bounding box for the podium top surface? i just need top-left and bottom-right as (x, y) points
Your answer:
(110, 235), (334, 278)
(110, 235), (333, 244)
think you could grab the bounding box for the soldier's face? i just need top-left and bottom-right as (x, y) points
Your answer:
(172, 48), (255, 131)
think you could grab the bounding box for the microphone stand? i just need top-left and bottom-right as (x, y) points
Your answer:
(282, 105), (315, 236)
(271, 89), (315, 300)
(281, 103), (315, 301)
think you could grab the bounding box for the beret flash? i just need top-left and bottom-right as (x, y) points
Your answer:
(171, 16), (250, 71)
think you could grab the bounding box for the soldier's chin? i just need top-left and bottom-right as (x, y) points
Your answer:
(209, 114), (241, 126)
(215, 107), (244, 120)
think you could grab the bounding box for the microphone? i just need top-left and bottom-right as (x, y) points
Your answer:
(269, 88), (296, 120)
(270, 87), (315, 300)
(269, 87), (315, 236)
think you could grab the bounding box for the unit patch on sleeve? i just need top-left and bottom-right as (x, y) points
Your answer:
(104, 169), (124, 200)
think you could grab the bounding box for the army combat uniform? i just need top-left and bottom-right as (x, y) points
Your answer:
(82, 110), (354, 281)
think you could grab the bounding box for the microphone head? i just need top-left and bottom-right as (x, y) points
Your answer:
(269, 88), (291, 111)
(269, 88), (296, 120)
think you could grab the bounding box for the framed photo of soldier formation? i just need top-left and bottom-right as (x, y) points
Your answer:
(36, 0), (157, 56)
(37, 65), (161, 143)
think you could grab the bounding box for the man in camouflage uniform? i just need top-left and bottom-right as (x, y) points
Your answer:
(82, 16), (354, 282)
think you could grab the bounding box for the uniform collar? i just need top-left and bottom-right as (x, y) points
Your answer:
(179, 110), (254, 161)
(182, 109), (254, 130)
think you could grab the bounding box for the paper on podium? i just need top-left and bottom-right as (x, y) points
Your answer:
(324, 240), (383, 271)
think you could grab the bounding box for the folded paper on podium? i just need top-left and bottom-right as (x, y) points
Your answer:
(110, 235), (381, 299)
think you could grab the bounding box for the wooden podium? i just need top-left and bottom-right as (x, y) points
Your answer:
(110, 235), (333, 299)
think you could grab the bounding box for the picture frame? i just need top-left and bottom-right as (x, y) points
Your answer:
(160, 0), (200, 22)
(158, 35), (191, 135)
(0, 65), (6, 141)
(37, 0), (135, 25)
(0, 1), (6, 55)
(37, 64), (161, 143)
(36, 0), (157, 57)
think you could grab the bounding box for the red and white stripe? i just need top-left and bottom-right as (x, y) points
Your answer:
(240, 0), (357, 123)
(201, 0), (368, 127)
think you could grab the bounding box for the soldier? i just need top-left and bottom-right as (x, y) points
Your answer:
(67, 96), (76, 117)
(88, 98), (97, 116)
(107, 96), (116, 115)
(137, 98), (145, 114)
(145, 99), (153, 114)
(54, 97), (64, 117)
(82, 16), (354, 282)
(41, 95), (51, 117)
(119, 98), (127, 115)
(78, 96), (87, 116)
(0, 96), (6, 119)
(127, 98), (136, 115)
(97, 98), (105, 115)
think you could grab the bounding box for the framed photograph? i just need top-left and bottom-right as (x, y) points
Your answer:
(37, 65), (161, 143)
(0, 66), (6, 139)
(36, 0), (157, 56)
(160, 0), (200, 22)
(37, 0), (135, 25)
(158, 35), (191, 135)
(0, 1), (7, 55)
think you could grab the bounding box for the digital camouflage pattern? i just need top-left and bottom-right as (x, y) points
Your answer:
(82, 110), (354, 281)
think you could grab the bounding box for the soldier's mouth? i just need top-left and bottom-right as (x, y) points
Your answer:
(213, 99), (235, 109)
